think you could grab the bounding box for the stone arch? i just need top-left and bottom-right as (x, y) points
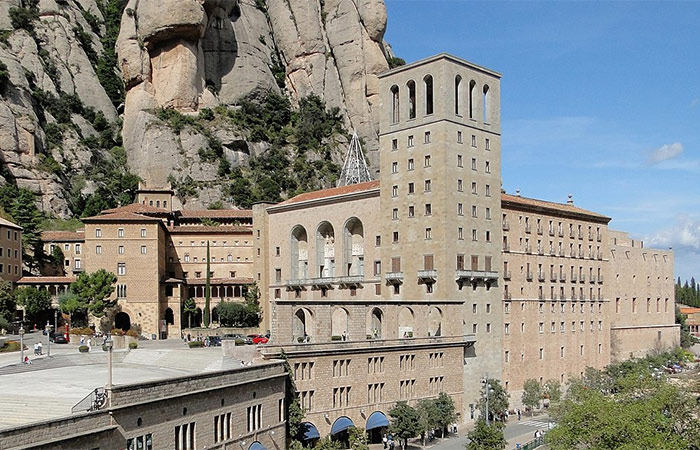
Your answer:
(390, 84), (400, 123)
(343, 217), (364, 276)
(115, 312), (131, 331)
(165, 307), (174, 325)
(483, 84), (490, 122)
(367, 307), (383, 339)
(290, 225), (309, 279)
(398, 307), (414, 338)
(423, 74), (434, 115)
(331, 307), (349, 339)
(454, 75), (462, 115)
(316, 222), (335, 278)
(427, 306), (443, 337)
(406, 80), (416, 119)
(469, 79), (476, 119)
(293, 308), (313, 341)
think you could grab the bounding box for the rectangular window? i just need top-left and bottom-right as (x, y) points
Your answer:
(392, 185), (398, 197)
(472, 158), (477, 170)
(472, 205), (478, 218)
(485, 138), (490, 150)
(374, 261), (381, 276)
(471, 182), (477, 194)
(485, 161), (491, 173)
(140, 246), (147, 254)
(458, 227), (463, 240)
(408, 182), (415, 194)
(96, 245), (102, 254)
(471, 135), (476, 147)
(425, 204), (432, 215)
(424, 131), (431, 143)
(485, 184), (491, 196)
(408, 205), (415, 217)
(141, 228), (147, 238)
(407, 135), (414, 147)
(391, 139), (398, 151)
(458, 203), (463, 216)
(95, 228), (102, 238)
(118, 263), (126, 276)
(392, 231), (399, 243)
(392, 162), (398, 173)
(408, 159), (414, 170)
(457, 155), (463, 167)
(425, 228), (432, 240)
(457, 131), (463, 144)
(392, 208), (398, 220)
(118, 228), (124, 238)
(424, 155), (431, 167)
(118, 245), (125, 255)
(424, 180), (431, 192)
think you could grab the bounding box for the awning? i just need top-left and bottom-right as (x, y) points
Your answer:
(300, 422), (320, 440)
(330, 416), (354, 435)
(365, 411), (390, 430)
(248, 442), (267, 450)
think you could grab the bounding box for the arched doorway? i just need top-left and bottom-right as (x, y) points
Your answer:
(367, 308), (383, 339)
(427, 307), (443, 337)
(331, 307), (349, 340)
(114, 312), (131, 331)
(165, 308), (174, 325)
(398, 307), (414, 338)
(316, 222), (335, 278)
(330, 416), (355, 448)
(365, 411), (390, 443)
(343, 218), (364, 276)
(298, 422), (320, 446)
(293, 308), (312, 342)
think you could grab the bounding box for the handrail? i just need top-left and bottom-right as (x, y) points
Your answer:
(71, 387), (107, 414)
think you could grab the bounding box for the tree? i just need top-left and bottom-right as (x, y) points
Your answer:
(51, 245), (65, 272)
(543, 379), (562, 408)
(58, 291), (84, 326)
(348, 427), (369, 450)
(521, 379), (542, 415)
(0, 280), (16, 322)
(466, 419), (506, 450)
(14, 286), (51, 325)
(434, 392), (456, 438)
(417, 398), (439, 443)
(477, 379), (509, 422)
(389, 401), (423, 450)
(69, 269), (117, 317)
(203, 241), (211, 327)
(313, 437), (341, 450)
(182, 298), (197, 329)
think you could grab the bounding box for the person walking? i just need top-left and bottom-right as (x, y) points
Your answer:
(517, 408), (522, 421)
(382, 434), (388, 449)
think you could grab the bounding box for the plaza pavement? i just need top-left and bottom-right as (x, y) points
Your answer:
(0, 335), (242, 430)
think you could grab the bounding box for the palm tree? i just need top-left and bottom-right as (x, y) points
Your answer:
(183, 298), (197, 329)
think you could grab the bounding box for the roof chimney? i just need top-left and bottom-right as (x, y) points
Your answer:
(515, 189), (520, 197)
(567, 194), (573, 205)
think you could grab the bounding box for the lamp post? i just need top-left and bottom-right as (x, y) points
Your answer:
(482, 374), (494, 426)
(54, 310), (58, 335)
(19, 325), (24, 364)
(46, 321), (51, 357)
(104, 333), (114, 390)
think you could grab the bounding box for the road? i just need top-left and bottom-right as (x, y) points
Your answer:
(423, 415), (552, 450)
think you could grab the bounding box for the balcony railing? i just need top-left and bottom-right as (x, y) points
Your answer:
(525, 224), (531, 234)
(502, 221), (510, 231)
(385, 272), (404, 283)
(262, 334), (477, 355)
(571, 274), (577, 282)
(538, 273), (545, 282)
(550, 274), (557, 282)
(559, 273), (567, 282)
(456, 270), (499, 282)
(503, 271), (512, 280)
(417, 270), (437, 281)
(285, 275), (368, 288)
(598, 275), (604, 283)
(580, 274), (586, 283)
(526, 272), (533, 281)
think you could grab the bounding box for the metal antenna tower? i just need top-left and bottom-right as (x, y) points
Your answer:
(337, 129), (373, 187)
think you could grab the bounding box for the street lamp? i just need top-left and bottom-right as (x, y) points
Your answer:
(19, 325), (24, 364)
(46, 321), (51, 357)
(481, 374), (494, 426)
(54, 310), (58, 335)
(104, 333), (114, 390)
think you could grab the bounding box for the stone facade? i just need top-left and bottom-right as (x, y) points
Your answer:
(0, 362), (287, 450)
(0, 217), (22, 283)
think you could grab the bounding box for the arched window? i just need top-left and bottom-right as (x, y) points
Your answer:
(367, 308), (383, 339)
(483, 84), (490, 123)
(406, 80), (416, 119)
(331, 307), (349, 339)
(423, 75), (434, 115)
(290, 226), (309, 279)
(454, 75), (462, 115)
(427, 306), (443, 337)
(469, 80), (476, 119)
(390, 85), (400, 123)
(398, 307), (414, 338)
(316, 222), (335, 278)
(343, 218), (364, 276)
(156, 200), (161, 208)
(293, 308), (312, 342)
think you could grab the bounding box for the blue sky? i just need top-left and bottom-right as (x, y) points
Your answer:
(384, 0), (700, 280)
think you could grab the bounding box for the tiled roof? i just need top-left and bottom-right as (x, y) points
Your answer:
(0, 216), (22, 229)
(178, 209), (253, 219)
(186, 277), (254, 285)
(104, 203), (170, 215)
(278, 180), (380, 206)
(501, 193), (611, 221)
(17, 276), (76, 284)
(168, 225), (253, 234)
(41, 230), (85, 242)
(82, 211), (163, 223)
(680, 307), (700, 315)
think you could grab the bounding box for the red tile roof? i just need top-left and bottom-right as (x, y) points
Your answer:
(104, 203), (170, 215)
(186, 277), (254, 285)
(178, 209), (253, 219)
(680, 307), (700, 315)
(0, 217), (22, 229)
(278, 180), (380, 206)
(82, 212), (164, 223)
(17, 276), (77, 284)
(41, 230), (85, 242)
(501, 193), (610, 221)
(167, 226), (253, 234)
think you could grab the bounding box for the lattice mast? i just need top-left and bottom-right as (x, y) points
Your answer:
(337, 130), (373, 187)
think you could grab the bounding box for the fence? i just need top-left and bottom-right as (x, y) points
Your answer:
(516, 435), (545, 450)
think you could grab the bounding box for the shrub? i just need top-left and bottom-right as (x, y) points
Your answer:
(0, 61), (9, 93)
(297, 336), (304, 343)
(234, 339), (244, 346)
(0, 341), (22, 353)
(110, 328), (125, 336)
(9, 6), (39, 32)
(188, 341), (204, 348)
(128, 341), (138, 349)
(78, 345), (90, 353)
(126, 329), (139, 338)
(331, 335), (342, 341)
(70, 327), (94, 335)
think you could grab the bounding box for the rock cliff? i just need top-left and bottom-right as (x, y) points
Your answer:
(0, 0), (391, 215)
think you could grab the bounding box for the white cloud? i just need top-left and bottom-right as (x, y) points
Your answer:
(647, 142), (683, 165)
(646, 215), (700, 252)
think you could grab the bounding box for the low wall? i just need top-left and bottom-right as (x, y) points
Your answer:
(611, 324), (680, 361)
(182, 326), (262, 338)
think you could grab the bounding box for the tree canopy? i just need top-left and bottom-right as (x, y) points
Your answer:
(521, 379), (542, 414)
(389, 401), (423, 449)
(466, 419), (506, 450)
(14, 286), (51, 324)
(477, 378), (509, 422)
(0, 280), (16, 322)
(69, 269), (117, 317)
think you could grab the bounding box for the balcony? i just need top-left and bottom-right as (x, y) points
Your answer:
(526, 271), (533, 281)
(286, 275), (369, 289)
(456, 269), (499, 283)
(503, 271), (512, 280)
(417, 270), (437, 282)
(385, 272), (404, 284)
(502, 221), (510, 231)
(571, 273), (577, 282)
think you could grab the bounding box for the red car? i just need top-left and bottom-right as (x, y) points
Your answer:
(248, 334), (268, 345)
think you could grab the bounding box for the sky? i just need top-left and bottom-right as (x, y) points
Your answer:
(384, 0), (700, 280)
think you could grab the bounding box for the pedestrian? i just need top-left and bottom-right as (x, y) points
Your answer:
(24, 356), (31, 365)
(33, 343), (39, 355)
(382, 434), (387, 449)
(37, 342), (43, 355)
(517, 408), (521, 421)
(80, 335), (85, 346)
(87, 338), (92, 350)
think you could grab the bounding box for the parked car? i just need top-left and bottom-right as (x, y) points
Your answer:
(208, 336), (221, 347)
(221, 333), (244, 341)
(248, 334), (268, 345)
(51, 333), (68, 344)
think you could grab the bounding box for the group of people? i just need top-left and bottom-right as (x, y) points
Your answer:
(382, 433), (396, 449)
(32, 342), (43, 355)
